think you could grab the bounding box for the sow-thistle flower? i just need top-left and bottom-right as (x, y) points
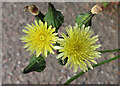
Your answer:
(56, 24), (101, 72)
(20, 20), (58, 57)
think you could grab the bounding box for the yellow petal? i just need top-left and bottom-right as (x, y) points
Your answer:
(42, 46), (47, 57)
(61, 33), (68, 39)
(50, 44), (54, 49)
(27, 24), (33, 29)
(73, 64), (78, 72)
(56, 53), (64, 59)
(86, 60), (93, 69)
(23, 43), (31, 48)
(50, 28), (55, 33)
(54, 46), (62, 50)
(48, 25), (52, 32)
(90, 59), (97, 64)
(65, 58), (71, 67)
(39, 20), (43, 26)
(45, 22), (47, 29)
(35, 20), (38, 26)
(22, 29), (29, 33)
(36, 50), (41, 57)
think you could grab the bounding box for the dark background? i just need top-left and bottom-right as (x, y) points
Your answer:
(2, 2), (118, 84)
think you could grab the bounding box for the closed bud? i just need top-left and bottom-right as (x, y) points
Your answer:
(23, 5), (39, 16)
(91, 4), (103, 14)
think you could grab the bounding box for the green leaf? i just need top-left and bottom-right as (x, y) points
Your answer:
(75, 12), (94, 28)
(44, 2), (64, 32)
(23, 55), (46, 74)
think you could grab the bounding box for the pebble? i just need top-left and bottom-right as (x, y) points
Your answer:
(9, 58), (11, 61)
(98, 82), (101, 84)
(67, 76), (70, 80)
(9, 72), (13, 76)
(9, 46), (12, 48)
(16, 53), (20, 56)
(106, 73), (109, 77)
(16, 80), (20, 84)
(74, 73), (76, 76)
(109, 54), (115, 58)
(17, 61), (21, 65)
(61, 69), (64, 73)
(13, 4), (17, 8)
(101, 70), (104, 74)
(110, 19), (114, 23)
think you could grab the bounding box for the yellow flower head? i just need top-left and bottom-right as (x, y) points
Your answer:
(20, 20), (58, 57)
(57, 24), (101, 72)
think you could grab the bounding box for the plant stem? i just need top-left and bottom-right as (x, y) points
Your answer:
(98, 48), (120, 53)
(64, 55), (120, 85)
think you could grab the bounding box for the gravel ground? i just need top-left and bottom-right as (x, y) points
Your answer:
(2, 2), (118, 84)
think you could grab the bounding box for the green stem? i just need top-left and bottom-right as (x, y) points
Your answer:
(98, 48), (120, 53)
(64, 55), (120, 85)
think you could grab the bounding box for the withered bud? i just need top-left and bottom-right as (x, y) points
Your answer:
(23, 5), (39, 16)
(91, 4), (103, 14)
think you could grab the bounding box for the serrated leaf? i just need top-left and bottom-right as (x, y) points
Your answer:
(44, 2), (64, 32)
(23, 55), (46, 74)
(75, 12), (94, 28)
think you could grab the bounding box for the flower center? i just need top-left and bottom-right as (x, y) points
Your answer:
(70, 41), (82, 53)
(40, 35), (45, 40)
(72, 45), (81, 52)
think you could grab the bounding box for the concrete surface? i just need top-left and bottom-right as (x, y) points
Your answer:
(2, 2), (118, 84)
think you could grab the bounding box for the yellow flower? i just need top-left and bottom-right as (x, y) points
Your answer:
(57, 24), (101, 72)
(20, 20), (58, 57)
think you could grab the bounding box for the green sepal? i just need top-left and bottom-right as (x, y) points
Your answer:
(23, 55), (46, 74)
(75, 11), (94, 28)
(44, 2), (64, 32)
